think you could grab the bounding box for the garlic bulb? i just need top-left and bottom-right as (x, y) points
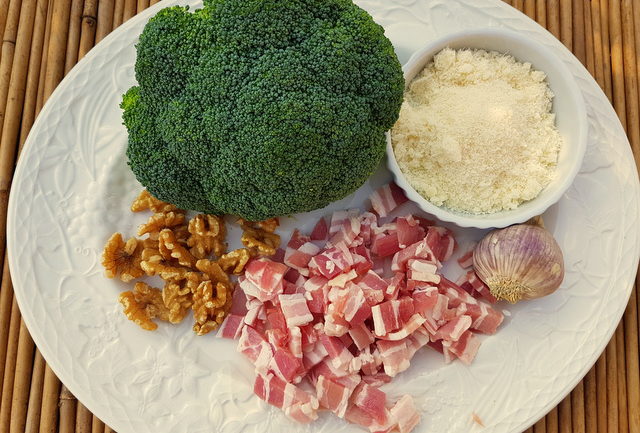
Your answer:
(473, 224), (564, 303)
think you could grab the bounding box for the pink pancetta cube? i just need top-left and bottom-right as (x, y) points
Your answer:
(369, 182), (408, 217)
(279, 293), (313, 327)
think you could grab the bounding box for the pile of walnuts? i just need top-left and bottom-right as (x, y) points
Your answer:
(101, 190), (280, 335)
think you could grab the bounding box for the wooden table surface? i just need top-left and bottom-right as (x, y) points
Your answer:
(0, 0), (638, 432)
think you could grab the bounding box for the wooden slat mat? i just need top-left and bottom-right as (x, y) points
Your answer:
(0, 0), (637, 432)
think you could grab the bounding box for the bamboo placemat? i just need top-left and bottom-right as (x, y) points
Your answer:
(0, 0), (637, 432)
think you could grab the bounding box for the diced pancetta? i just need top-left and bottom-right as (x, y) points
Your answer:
(371, 232), (401, 258)
(289, 326), (302, 358)
(384, 272), (404, 300)
(308, 244), (353, 279)
(389, 395), (421, 433)
(320, 334), (355, 373)
(243, 259), (288, 302)
(284, 230), (321, 276)
(369, 182), (408, 217)
(316, 375), (353, 418)
(425, 226), (456, 262)
(270, 346), (302, 382)
(329, 210), (360, 236)
(348, 322), (375, 350)
(456, 243), (476, 268)
(445, 330), (481, 365)
(302, 340), (329, 370)
(457, 270), (498, 304)
(358, 212), (378, 247)
(328, 216), (361, 249)
(310, 217), (328, 241)
(396, 216), (426, 248)
(391, 238), (438, 273)
(279, 293), (313, 327)
(376, 340), (410, 377)
(254, 373), (318, 422)
(217, 314), (245, 339)
(434, 315), (472, 341)
(238, 325), (268, 363)
(371, 300), (401, 336)
(467, 302), (504, 335)
(406, 259), (441, 284)
(351, 382), (388, 424)
(358, 270), (388, 305)
(378, 314), (426, 341)
(229, 285), (248, 315)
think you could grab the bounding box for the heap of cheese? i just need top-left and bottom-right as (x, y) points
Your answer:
(391, 48), (562, 214)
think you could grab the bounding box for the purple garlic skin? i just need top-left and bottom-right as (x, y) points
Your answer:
(473, 224), (564, 303)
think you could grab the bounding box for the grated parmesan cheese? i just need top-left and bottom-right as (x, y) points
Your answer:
(391, 48), (563, 214)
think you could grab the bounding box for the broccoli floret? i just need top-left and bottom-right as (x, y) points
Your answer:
(122, 0), (404, 220)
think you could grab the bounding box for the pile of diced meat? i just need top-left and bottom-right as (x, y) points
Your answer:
(217, 183), (504, 433)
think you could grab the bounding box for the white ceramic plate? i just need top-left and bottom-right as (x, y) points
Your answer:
(7, 1), (640, 433)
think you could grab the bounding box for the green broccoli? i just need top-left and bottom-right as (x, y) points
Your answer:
(122, 0), (404, 221)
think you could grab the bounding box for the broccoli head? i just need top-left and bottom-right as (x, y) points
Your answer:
(122, 0), (404, 221)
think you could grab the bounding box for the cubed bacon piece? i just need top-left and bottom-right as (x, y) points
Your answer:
(323, 310), (350, 337)
(289, 326), (302, 358)
(345, 405), (394, 433)
(467, 302), (504, 335)
(244, 302), (265, 327)
(351, 382), (388, 425)
(271, 248), (286, 263)
(412, 287), (438, 315)
(377, 340), (410, 377)
(431, 294), (449, 323)
(398, 297), (415, 323)
(254, 373), (318, 422)
(378, 314), (426, 341)
(357, 347), (381, 376)
(320, 334), (354, 372)
(391, 238), (438, 273)
(406, 259), (441, 284)
(396, 216), (426, 248)
(351, 244), (374, 275)
(265, 328), (288, 349)
(438, 277), (478, 308)
(349, 322), (375, 350)
(389, 395), (421, 433)
(312, 358), (349, 381)
(329, 210), (360, 236)
(359, 270), (388, 305)
(405, 327), (431, 358)
(328, 269), (358, 288)
(244, 259), (288, 302)
(361, 372), (393, 388)
(279, 293), (313, 327)
(316, 375), (353, 418)
(308, 244), (353, 279)
(285, 401), (320, 424)
(371, 232), (401, 258)
(310, 217), (328, 241)
(270, 346), (302, 382)
(358, 212), (378, 247)
(284, 231), (321, 277)
(328, 216), (361, 249)
(384, 272), (405, 300)
(425, 226), (456, 262)
(265, 307), (287, 332)
(229, 286), (248, 315)
(302, 340), (328, 370)
(333, 373), (362, 393)
(303, 276), (329, 314)
(237, 325), (268, 363)
(457, 270), (498, 304)
(217, 314), (245, 340)
(369, 182), (408, 217)
(445, 330), (481, 365)
(338, 282), (372, 325)
(456, 243), (476, 268)
(435, 315), (472, 341)
(371, 300), (401, 336)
